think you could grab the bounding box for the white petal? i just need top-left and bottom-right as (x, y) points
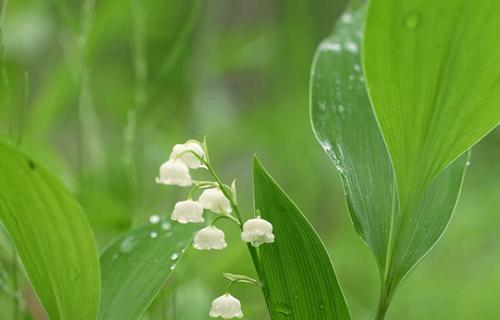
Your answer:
(193, 226), (227, 250)
(155, 159), (192, 187)
(209, 294), (243, 319)
(171, 200), (204, 224)
(169, 140), (205, 169)
(241, 217), (275, 247)
(199, 188), (232, 214)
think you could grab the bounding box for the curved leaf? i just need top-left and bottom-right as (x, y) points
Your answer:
(98, 219), (198, 320)
(310, 3), (469, 315)
(364, 0), (500, 210)
(0, 142), (100, 319)
(253, 158), (351, 320)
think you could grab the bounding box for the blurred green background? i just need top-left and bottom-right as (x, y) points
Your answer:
(0, 0), (499, 319)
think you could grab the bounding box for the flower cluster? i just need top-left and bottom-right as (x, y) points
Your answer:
(155, 139), (275, 319)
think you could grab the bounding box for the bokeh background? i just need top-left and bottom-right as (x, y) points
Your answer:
(0, 0), (499, 319)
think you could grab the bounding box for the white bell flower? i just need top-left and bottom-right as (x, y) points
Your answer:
(241, 217), (275, 247)
(199, 188), (232, 214)
(193, 226), (227, 250)
(169, 140), (206, 169)
(155, 159), (192, 187)
(209, 293), (243, 319)
(171, 200), (204, 224)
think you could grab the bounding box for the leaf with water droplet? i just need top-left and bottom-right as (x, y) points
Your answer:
(403, 11), (420, 30)
(275, 302), (293, 316)
(253, 159), (351, 319)
(312, 0), (471, 315)
(99, 220), (199, 320)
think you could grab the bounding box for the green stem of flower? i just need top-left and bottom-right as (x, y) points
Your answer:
(189, 150), (263, 284)
(211, 214), (240, 227)
(188, 181), (218, 199)
(225, 279), (262, 294)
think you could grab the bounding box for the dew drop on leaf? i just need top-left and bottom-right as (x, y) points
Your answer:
(120, 236), (135, 253)
(345, 41), (358, 53)
(149, 215), (160, 224)
(150, 231), (158, 239)
(275, 302), (292, 316)
(404, 11), (420, 31)
(161, 221), (171, 231)
(170, 253), (179, 261)
(341, 13), (353, 24)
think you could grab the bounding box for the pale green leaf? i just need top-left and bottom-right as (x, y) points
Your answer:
(364, 0), (500, 211)
(310, 3), (469, 315)
(253, 158), (351, 319)
(0, 142), (100, 320)
(98, 219), (198, 320)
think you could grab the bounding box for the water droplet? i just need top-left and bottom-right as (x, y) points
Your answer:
(275, 303), (292, 316)
(466, 161), (471, 166)
(341, 13), (353, 24)
(150, 231), (158, 238)
(161, 221), (171, 231)
(149, 215), (160, 224)
(170, 264), (176, 271)
(404, 12), (420, 31)
(120, 236), (135, 253)
(320, 41), (342, 53)
(338, 105), (345, 113)
(170, 253), (179, 261)
(353, 64), (361, 72)
(320, 140), (332, 152)
(345, 41), (358, 53)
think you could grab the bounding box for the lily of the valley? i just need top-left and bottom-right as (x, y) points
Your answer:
(209, 293), (243, 319)
(170, 140), (206, 169)
(155, 159), (192, 187)
(241, 217), (275, 247)
(199, 188), (232, 214)
(193, 226), (227, 250)
(171, 200), (204, 224)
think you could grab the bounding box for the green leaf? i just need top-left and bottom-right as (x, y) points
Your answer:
(363, 0), (500, 211)
(253, 158), (351, 319)
(310, 3), (469, 315)
(98, 219), (198, 320)
(0, 142), (100, 320)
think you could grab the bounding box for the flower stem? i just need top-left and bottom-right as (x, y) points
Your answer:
(212, 215), (240, 227)
(225, 279), (262, 294)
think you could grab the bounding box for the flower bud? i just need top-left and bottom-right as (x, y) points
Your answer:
(193, 226), (227, 250)
(209, 293), (243, 319)
(169, 140), (206, 169)
(171, 200), (204, 224)
(199, 188), (232, 214)
(241, 217), (275, 247)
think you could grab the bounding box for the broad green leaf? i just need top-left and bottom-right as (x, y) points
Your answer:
(363, 0), (500, 211)
(253, 158), (351, 319)
(310, 3), (468, 315)
(0, 142), (100, 319)
(98, 219), (198, 320)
